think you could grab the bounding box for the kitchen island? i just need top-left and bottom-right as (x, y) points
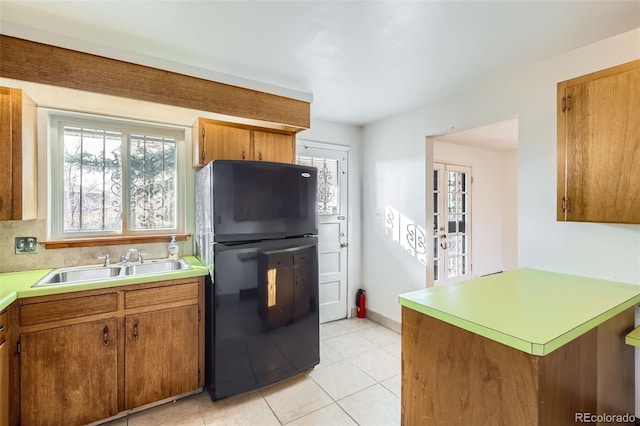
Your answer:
(399, 268), (640, 425)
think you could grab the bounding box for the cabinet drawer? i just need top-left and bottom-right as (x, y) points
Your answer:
(0, 311), (7, 343)
(125, 282), (198, 309)
(20, 293), (118, 326)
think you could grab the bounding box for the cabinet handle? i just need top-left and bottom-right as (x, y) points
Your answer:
(103, 325), (109, 346)
(133, 320), (139, 340)
(242, 150), (246, 160)
(258, 152), (262, 161)
(0, 324), (4, 333)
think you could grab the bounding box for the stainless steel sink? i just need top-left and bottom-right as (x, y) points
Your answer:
(33, 265), (123, 287)
(124, 259), (191, 276)
(32, 259), (192, 287)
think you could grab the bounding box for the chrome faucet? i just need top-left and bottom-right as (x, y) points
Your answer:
(120, 248), (147, 264)
(98, 254), (111, 267)
(120, 248), (138, 264)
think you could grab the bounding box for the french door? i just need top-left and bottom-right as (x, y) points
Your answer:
(433, 163), (472, 286)
(297, 144), (349, 323)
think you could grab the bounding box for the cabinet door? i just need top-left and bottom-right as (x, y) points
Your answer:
(0, 340), (7, 426)
(253, 131), (295, 164)
(201, 121), (252, 164)
(0, 89), (12, 220)
(0, 87), (37, 221)
(558, 61), (640, 223)
(125, 305), (199, 409)
(21, 319), (118, 426)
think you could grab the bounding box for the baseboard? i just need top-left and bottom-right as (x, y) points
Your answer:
(350, 306), (401, 334)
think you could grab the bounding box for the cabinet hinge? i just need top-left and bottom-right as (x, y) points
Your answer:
(16, 340), (21, 355)
(562, 96), (571, 112)
(198, 310), (201, 322)
(198, 369), (201, 382)
(202, 127), (205, 138)
(562, 197), (569, 212)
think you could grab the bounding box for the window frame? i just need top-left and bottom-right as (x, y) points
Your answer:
(49, 111), (187, 240)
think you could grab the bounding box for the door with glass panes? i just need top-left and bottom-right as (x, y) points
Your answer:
(433, 163), (471, 286)
(297, 145), (348, 323)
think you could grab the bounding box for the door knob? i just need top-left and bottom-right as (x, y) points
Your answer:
(340, 242), (348, 248)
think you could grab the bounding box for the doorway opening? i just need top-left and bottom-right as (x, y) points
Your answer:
(428, 118), (518, 286)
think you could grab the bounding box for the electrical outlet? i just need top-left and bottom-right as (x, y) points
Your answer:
(15, 237), (39, 254)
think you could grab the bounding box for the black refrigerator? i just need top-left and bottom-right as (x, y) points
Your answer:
(195, 160), (320, 401)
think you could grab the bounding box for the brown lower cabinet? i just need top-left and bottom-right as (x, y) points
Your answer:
(124, 305), (199, 409)
(21, 320), (119, 425)
(14, 277), (205, 426)
(0, 310), (8, 426)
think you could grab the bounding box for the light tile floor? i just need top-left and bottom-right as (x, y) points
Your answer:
(106, 318), (401, 426)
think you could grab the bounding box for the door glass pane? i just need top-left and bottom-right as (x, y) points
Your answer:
(459, 214), (466, 233)
(297, 156), (339, 215)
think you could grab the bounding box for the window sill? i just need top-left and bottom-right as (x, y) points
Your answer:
(42, 234), (191, 249)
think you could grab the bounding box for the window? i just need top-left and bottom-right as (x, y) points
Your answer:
(296, 155), (339, 215)
(50, 113), (185, 239)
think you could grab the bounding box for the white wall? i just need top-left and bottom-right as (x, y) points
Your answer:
(361, 27), (640, 414)
(298, 119), (364, 316)
(433, 141), (518, 278)
(502, 150), (518, 271)
(362, 27), (640, 321)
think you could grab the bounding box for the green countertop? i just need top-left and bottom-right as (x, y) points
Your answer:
(625, 326), (640, 348)
(398, 268), (640, 356)
(0, 256), (209, 312)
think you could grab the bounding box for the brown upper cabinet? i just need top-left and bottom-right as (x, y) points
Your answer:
(193, 118), (296, 167)
(0, 87), (37, 221)
(557, 59), (640, 223)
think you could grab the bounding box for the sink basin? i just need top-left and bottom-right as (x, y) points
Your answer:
(32, 259), (192, 287)
(33, 266), (123, 287)
(124, 259), (191, 276)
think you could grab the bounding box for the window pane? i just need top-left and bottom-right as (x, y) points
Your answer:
(129, 134), (177, 230)
(296, 156), (339, 215)
(63, 126), (122, 233)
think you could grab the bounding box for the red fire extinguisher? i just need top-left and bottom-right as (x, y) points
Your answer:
(356, 289), (366, 318)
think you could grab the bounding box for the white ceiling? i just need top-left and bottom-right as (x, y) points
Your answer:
(1, 1), (639, 126)
(436, 118), (519, 151)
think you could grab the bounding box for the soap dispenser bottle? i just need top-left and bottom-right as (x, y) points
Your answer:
(168, 235), (179, 260)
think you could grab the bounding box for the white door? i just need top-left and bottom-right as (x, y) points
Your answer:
(297, 145), (348, 323)
(433, 163), (472, 286)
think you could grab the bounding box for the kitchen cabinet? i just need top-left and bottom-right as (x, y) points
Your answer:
(557, 59), (640, 223)
(21, 320), (119, 425)
(0, 87), (37, 221)
(19, 292), (119, 425)
(123, 282), (200, 409)
(399, 269), (638, 424)
(0, 310), (8, 426)
(192, 118), (296, 167)
(253, 130), (295, 163)
(16, 277), (204, 425)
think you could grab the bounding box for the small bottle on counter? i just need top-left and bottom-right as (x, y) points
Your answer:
(168, 235), (179, 260)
